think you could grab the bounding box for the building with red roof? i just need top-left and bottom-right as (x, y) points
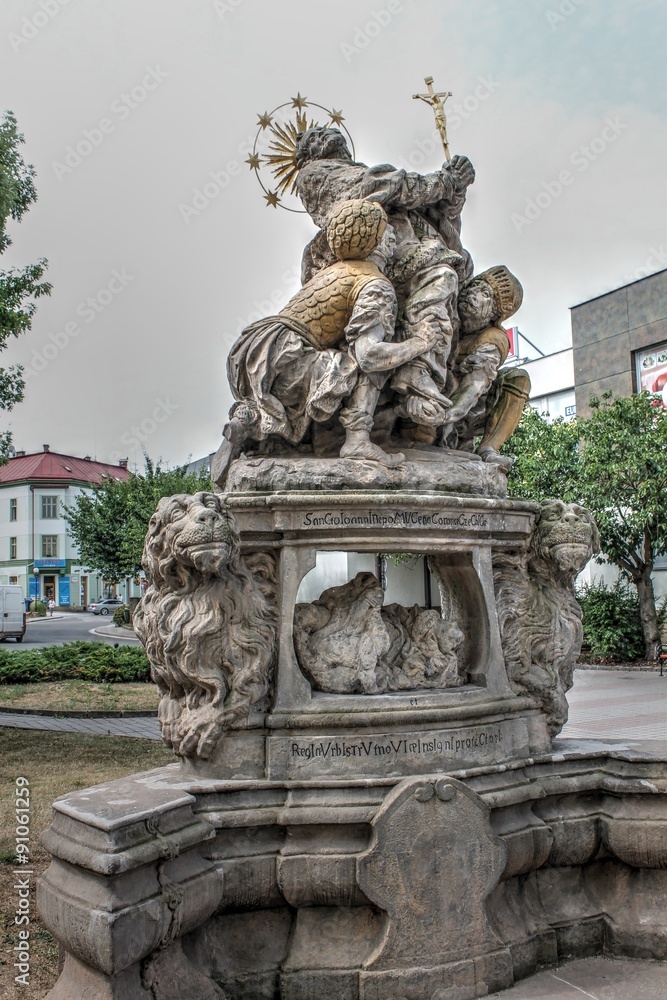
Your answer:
(0, 445), (130, 607)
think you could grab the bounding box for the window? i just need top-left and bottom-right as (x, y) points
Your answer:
(42, 535), (58, 558)
(8, 576), (18, 585)
(41, 496), (58, 519)
(9, 498), (17, 521)
(9, 537), (17, 560)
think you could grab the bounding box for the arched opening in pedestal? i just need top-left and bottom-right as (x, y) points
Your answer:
(292, 549), (489, 696)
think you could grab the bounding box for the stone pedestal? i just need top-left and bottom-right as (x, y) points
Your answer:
(189, 488), (550, 783)
(39, 482), (663, 999)
(39, 748), (667, 999)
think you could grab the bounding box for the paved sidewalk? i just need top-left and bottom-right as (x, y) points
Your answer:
(1, 668), (665, 744)
(490, 955), (667, 998)
(561, 668), (667, 742)
(1, 672), (665, 996)
(0, 711), (160, 737)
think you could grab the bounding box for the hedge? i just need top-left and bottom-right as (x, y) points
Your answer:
(0, 642), (151, 685)
(577, 580), (667, 662)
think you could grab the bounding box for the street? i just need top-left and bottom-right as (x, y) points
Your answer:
(7, 612), (139, 649)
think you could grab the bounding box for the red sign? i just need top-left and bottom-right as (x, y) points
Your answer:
(505, 326), (518, 359)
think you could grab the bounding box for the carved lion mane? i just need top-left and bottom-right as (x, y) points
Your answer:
(494, 500), (599, 736)
(133, 492), (276, 759)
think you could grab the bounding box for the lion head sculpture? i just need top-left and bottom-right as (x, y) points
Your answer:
(531, 500), (600, 581)
(494, 499), (598, 737)
(133, 492), (277, 759)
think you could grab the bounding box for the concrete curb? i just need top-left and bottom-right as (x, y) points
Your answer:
(0, 704), (157, 718)
(90, 624), (141, 642)
(577, 662), (663, 672)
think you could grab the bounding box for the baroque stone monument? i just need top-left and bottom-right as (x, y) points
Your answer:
(39, 90), (667, 1000)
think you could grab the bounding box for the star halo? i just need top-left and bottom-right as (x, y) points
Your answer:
(248, 97), (355, 213)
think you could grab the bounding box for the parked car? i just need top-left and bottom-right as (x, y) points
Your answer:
(89, 598), (124, 616)
(0, 585), (27, 642)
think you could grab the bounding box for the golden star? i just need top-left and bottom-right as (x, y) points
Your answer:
(245, 152), (261, 170)
(264, 190), (280, 208)
(291, 92), (308, 110)
(330, 109), (345, 125)
(257, 111), (272, 129)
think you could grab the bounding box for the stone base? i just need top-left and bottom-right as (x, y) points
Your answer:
(222, 449), (508, 497)
(181, 702), (550, 781)
(39, 744), (667, 999)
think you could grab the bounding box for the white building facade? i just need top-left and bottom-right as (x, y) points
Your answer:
(0, 447), (130, 608)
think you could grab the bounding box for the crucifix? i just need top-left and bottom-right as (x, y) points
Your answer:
(413, 76), (453, 162)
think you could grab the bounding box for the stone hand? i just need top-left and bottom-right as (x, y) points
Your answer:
(409, 326), (441, 355)
(446, 154), (475, 191)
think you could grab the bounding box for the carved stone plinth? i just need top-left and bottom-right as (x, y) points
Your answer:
(39, 482), (637, 1000)
(174, 489), (555, 781)
(39, 748), (667, 999)
(222, 451), (508, 498)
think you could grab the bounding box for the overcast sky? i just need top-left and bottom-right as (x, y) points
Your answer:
(1, 0), (665, 468)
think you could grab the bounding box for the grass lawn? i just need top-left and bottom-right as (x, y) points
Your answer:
(0, 680), (159, 713)
(0, 729), (174, 998)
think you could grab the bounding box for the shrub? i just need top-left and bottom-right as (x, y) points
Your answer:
(0, 642), (151, 684)
(576, 580), (667, 662)
(30, 600), (46, 616)
(113, 605), (131, 627)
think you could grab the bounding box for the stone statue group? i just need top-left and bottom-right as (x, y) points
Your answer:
(221, 125), (530, 474)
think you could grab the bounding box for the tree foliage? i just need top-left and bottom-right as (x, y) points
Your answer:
(504, 405), (580, 502)
(503, 392), (667, 658)
(63, 458), (213, 581)
(577, 580), (667, 663)
(0, 111), (51, 460)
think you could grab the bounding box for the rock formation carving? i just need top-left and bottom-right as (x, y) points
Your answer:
(293, 571), (465, 694)
(382, 603), (465, 689)
(493, 499), (599, 735)
(134, 492), (277, 758)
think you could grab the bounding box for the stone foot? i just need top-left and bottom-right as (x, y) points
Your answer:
(340, 436), (405, 467)
(477, 445), (513, 471)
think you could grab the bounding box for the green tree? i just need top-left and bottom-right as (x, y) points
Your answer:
(0, 111), (51, 460)
(63, 458), (213, 582)
(504, 406), (580, 502)
(504, 393), (667, 660)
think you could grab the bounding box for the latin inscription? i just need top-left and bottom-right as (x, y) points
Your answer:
(289, 727), (504, 766)
(300, 510), (490, 530)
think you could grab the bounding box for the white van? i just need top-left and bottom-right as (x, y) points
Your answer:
(0, 586), (27, 642)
